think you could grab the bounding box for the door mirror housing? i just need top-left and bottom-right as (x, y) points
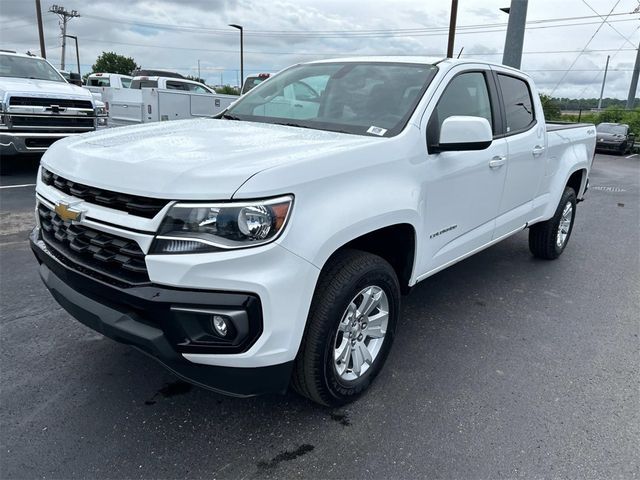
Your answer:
(432, 116), (493, 153)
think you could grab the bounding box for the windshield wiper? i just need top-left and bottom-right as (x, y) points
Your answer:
(221, 113), (241, 120)
(275, 122), (313, 129)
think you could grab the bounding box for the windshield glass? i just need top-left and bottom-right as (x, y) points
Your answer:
(0, 55), (65, 82)
(597, 124), (626, 135)
(226, 62), (438, 136)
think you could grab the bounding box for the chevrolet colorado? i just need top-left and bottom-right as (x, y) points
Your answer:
(31, 58), (596, 406)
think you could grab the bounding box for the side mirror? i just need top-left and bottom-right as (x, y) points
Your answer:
(433, 116), (493, 152)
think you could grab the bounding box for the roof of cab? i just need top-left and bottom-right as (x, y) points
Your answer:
(304, 56), (528, 76)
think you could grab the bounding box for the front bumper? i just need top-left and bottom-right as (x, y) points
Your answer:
(595, 140), (625, 152)
(0, 131), (82, 155)
(30, 228), (294, 397)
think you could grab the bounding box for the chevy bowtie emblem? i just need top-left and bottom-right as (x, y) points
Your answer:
(46, 105), (67, 113)
(54, 202), (84, 222)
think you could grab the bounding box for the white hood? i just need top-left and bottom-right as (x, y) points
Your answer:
(41, 118), (375, 200)
(0, 77), (93, 102)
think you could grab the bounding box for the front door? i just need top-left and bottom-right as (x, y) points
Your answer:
(418, 69), (508, 277)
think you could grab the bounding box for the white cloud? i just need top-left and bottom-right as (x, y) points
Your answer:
(0, 0), (638, 100)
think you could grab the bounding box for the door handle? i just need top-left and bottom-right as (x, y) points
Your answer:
(489, 155), (507, 169)
(532, 145), (545, 157)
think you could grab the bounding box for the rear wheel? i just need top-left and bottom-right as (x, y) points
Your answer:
(292, 250), (400, 407)
(529, 187), (577, 260)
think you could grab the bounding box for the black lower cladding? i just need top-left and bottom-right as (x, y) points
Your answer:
(30, 228), (291, 397)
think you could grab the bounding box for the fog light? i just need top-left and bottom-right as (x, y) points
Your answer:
(212, 315), (229, 337)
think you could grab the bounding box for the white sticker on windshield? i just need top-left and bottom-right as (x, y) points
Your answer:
(367, 126), (387, 136)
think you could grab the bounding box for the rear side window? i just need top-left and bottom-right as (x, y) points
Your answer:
(130, 79), (158, 89)
(166, 81), (189, 91)
(497, 74), (534, 133)
(88, 77), (110, 87)
(121, 77), (131, 88)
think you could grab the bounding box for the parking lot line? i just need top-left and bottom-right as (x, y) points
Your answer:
(0, 183), (36, 190)
(626, 154), (638, 159)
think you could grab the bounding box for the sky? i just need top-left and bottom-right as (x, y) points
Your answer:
(0, 0), (638, 100)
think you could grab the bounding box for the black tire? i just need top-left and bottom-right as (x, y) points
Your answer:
(291, 249), (400, 407)
(529, 187), (577, 260)
(619, 142), (628, 155)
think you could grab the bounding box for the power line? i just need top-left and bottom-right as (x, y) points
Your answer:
(573, 24), (640, 98)
(70, 36), (640, 58)
(78, 12), (638, 38)
(550, 0), (623, 94)
(580, 0), (637, 48)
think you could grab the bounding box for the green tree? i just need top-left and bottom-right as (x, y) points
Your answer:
(185, 75), (206, 84)
(90, 52), (139, 76)
(540, 94), (561, 120)
(214, 85), (240, 95)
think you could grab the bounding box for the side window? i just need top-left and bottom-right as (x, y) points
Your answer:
(428, 71), (493, 145)
(121, 77), (132, 88)
(166, 81), (188, 91)
(497, 74), (534, 133)
(290, 81), (318, 101)
(187, 84), (210, 94)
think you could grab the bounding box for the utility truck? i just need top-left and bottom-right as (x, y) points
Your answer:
(31, 57), (596, 406)
(99, 75), (237, 127)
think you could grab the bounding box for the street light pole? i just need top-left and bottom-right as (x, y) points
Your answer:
(626, 40), (639, 110)
(35, 0), (46, 58)
(229, 24), (244, 89)
(501, 0), (528, 69)
(64, 34), (80, 76)
(597, 55), (610, 110)
(446, 0), (458, 58)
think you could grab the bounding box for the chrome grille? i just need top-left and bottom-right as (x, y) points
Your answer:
(38, 203), (149, 285)
(42, 169), (169, 219)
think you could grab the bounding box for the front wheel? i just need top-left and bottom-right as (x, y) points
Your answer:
(529, 187), (577, 260)
(292, 250), (400, 406)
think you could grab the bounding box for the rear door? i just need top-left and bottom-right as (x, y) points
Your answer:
(418, 67), (508, 276)
(492, 70), (546, 238)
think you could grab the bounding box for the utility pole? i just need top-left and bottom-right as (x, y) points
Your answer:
(501, 0), (528, 69)
(229, 24), (244, 88)
(49, 4), (80, 71)
(626, 40), (639, 109)
(446, 0), (458, 58)
(35, 0), (46, 58)
(597, 55), (610, 110)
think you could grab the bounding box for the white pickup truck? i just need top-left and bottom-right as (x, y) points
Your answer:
(0, 51), (105, 156)
(31, 57), (595, 406)
(85, 73), (132, 90)
(98, 76), (237, 127)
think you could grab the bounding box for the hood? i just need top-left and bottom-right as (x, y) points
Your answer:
(0, 77), (93, 101)
(41, 118), (375, 199)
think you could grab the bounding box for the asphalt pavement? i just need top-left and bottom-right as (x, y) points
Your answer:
(1, 152), (638, 479)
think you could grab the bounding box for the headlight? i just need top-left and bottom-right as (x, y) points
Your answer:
(150, 195), (293, 254)
(95, 105), (108, 128)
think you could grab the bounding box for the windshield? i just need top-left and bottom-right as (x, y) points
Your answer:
(226, 62), (438, 136)
(0, 55), (65, 82)
(597, 124), (627, 135)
